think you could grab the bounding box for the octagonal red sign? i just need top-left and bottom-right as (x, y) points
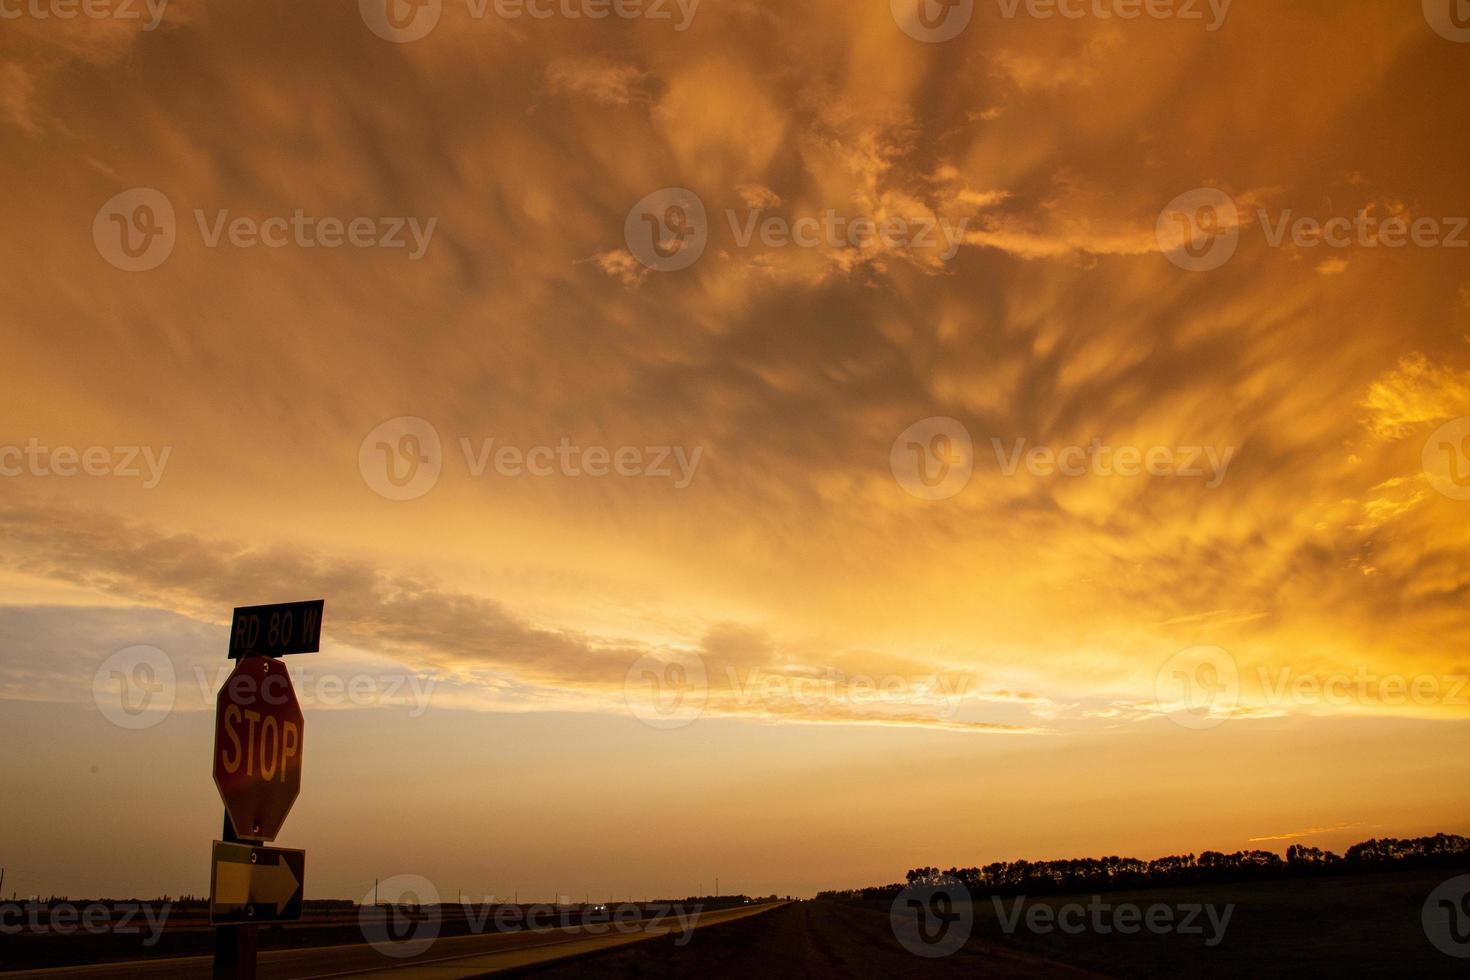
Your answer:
(213, 656), (304, 842)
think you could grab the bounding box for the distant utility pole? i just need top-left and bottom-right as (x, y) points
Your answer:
(374, 879), (379, 906)
(715, 877), (719, 897)
(0, 869), (6, 899)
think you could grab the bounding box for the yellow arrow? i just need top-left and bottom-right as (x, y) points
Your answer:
(215, 852), (300, 914)
(252, 858), (299, 913)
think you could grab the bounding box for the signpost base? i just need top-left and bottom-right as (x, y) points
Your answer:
(213, 812), (259, 980)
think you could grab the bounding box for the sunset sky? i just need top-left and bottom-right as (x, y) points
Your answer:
(2, 0), (1469, 902)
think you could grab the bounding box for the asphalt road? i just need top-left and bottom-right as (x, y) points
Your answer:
(1, 904), (785, 980)
(523, 900), (1097, 978)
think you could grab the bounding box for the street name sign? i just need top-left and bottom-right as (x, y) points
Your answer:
(229, 600), (325, 659)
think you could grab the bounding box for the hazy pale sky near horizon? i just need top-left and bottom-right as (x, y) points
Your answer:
(2, 0), (1470, 900)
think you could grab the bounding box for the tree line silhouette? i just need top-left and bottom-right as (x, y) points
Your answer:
(821, 833), (1470, 900)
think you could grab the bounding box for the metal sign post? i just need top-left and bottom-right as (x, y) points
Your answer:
(212, 600), (324, 980)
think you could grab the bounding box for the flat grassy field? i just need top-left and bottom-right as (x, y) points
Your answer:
(518, 868), (1466, 978)
(965, 868), (1463, 977)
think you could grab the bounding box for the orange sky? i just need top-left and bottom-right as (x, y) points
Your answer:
(2, 0), (1469, 901)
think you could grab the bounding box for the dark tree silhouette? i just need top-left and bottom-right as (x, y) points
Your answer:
(823, 834), (1470, 901)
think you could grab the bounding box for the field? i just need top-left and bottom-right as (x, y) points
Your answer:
(523, 869), (1466, 978)
(1, 869), (1462, 976)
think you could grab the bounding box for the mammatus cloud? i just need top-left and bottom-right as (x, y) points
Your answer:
(0, 0), (202, 136)
(3, 0), (1468, 905)
(1362, 353), (1470, 439)
(0, 504), (1049, 732)
(545, 59), (653, 106)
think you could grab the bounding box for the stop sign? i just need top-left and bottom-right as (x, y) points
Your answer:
(213, 656), (304, 842)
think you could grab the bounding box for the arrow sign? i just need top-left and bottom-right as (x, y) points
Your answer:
(210, 842), (305, 925)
